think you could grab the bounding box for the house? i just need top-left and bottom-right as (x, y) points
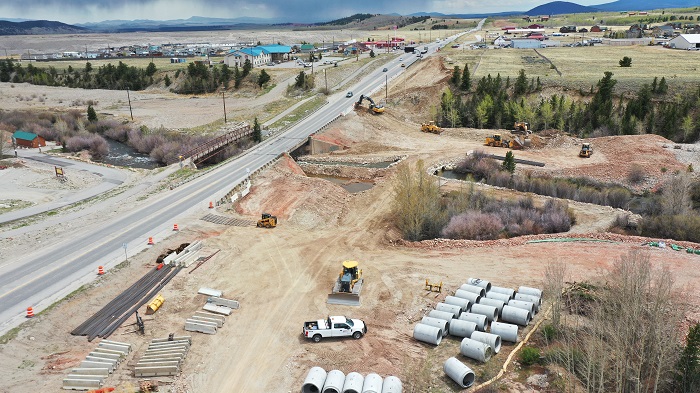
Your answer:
(668, 34), (700, 50)
(653, 25), (675, 37)
(578, 28), (589, 33)
(224, 47), (270, 68)
(528, 24), (545, 29)
(257, 44), (291, 62)
(590, 25), (605, 33)
(512, 39), (546, 49)
(299, 44), (316, 53)
(12, 131), (46, 148)
(560, 26), (577, 33)
(493, 36), (511, 47)
(627, 25), (643, 38)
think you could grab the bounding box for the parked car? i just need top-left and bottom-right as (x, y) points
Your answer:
(303, 316), (367, 342)
(401, 63), (405, 67)
(346, 91), (353, 98)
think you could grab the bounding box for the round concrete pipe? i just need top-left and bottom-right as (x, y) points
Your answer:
(459, 284), (486, 297)
(444, 296), (470, 312)
(518, 286), (543, 298)
(478, 297), (505, 316)
(489, 286), (516, 299)
(361, 373), (383, 393)
(469, 303), (498, 322)
(302, 367), (328, 393)
(508, 299), (535, 315)
(470, 331), (502, 354)
(485, 291), (512, 303)
(448, 319), (478, 338)
(454, 289), (481, 304)
(515, 293), (541, 311)
(421, 316), (449, 337)
(501, 305), (532, 326)
(460, 337), (493, 362)
(444, 357), (476, 388)
(380, 376), (402, 393)
(490, 321), (519, 343)
(323, 370), (346, 393)
(458, 312), (488, 331)
(427, 309), (454, 322)
(342, 372), (364, 393)
(435, 302), (462, 319)
(413, 323), (443, 345)
(467, 278), (492, 292)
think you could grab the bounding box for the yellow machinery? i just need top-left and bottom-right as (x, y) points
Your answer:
(328, 260), (364, 306)
(579, 143), (593, 158)
(425, 279), (443, 293)
(146, 294), (165, 315)
(421, 121), (443, 134)
(257, 213), (277, 228)
(513, 122), (531, 134)
(485, 134), (509, 147)
(355, 94), (385, 114)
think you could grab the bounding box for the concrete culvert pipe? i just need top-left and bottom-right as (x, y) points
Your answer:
(444, 357), (476, 388)
(435, 302), (462, 318)
(448, 319), (477, 338)
(490, 321), (519, 343)
(323, 370), (346, 393)
(454, 289), (481, 304)
(485, 291), (512, 303)
(489, 286), (516, 299)
(302, 367), (327, 393)
(478, 297), (505, 316)
(381, 376), (402, 393)
(460, 337), (493, 362)
(467, 278), (492, 292)
(421, 316), (449, 337)
(459, 312), (488, 331)
(515, 293), (541, 311)
(427, 309), (454, 322)
(459, 284), (485, 297)
(470, 331), (502, 354)
(518, 286), (542, 298)
(470, 303), (498, 322)
(342, 372), (364, 393)
(444, 296), (470, 312)
(361, 373), (383, 393)
(501, 305), (531, 326)
(508, 299), (535, 315)
(413, 323), (443, 345)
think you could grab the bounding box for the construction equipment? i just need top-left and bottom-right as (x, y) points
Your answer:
(513, 122), (532, 134)
(421, 121), (443, 134)
(256, 213), (277, 228)
(355, 94), (385, 114)
(425, 279), (443, 293)
(328, 261), (364, 306)
(485, 134), (509, 147)
(579, 143), (593, 158)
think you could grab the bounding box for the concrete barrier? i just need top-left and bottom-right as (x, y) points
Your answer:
(198, 287), (223, 297)
(134, 365), (180, 377)
(193, 312), (225, 324)
(79, 361), (114, 373)
(84, 356), (117, 366)
(97, 343), (130, 354)
(62, 378), (102, 390)
(202, 303), (232, 315)
(143, 347), (188, 356)
(63, 374), (105, 382)
(92, 348), (126, 358)
(208, 296), (240, 309)
(100, 340), (131, 352)
(141, 353), (187, 361)
(189, 315), (223, 327)
(186, 318), (218, 328)
(152, 335), (192, 344)
(88, 352), (121, 362)
(136, 361), (181, 368)
(185, 320), (218, 334)
(149, 341), (190, 349)
(70, 368), (109, 376)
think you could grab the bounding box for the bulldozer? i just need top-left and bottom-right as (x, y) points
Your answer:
(485, 133), (510, 148)
(421, 121), (443, 134)
(355, 94), (385, 114)
(327, 260), (364, 306)
(513, 122), (532, 135)
(256, 213), (277, 228)
(579, 143), (593, 158)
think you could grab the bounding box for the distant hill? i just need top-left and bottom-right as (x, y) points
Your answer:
(594, 0), (699, 12)
(526, 1), (600, 16)
(0, 20), (87, 35)
(318, 13), (376, 26)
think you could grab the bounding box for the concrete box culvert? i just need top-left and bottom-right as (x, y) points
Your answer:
(485, 291), (512, 303)
(478, 297), (505, 316)
(508, 299), (536, 315)
(501, 305), (532, 326)
(302, 366), (327, 393)
(518, 286), (543, 298)
(421, 316), (449, 337)
(427, 309), (454, 322)
(435, 302), (462, 319)
(470, 303), (498, 322)
(380, 376), (402, 393)
(413, 323), (443, 345)
(444, 357), (476, 388)
(490, 321), (519, 343)
(459, 283), (486, 297)
(342, 372), (364, 393)
(489, 286), (516, 299)
(323, 370), (346, 393)
(444, 295), (471, 312)
(454, 289), (481, 304)
(470, 331), (502, 354)
(467, 278), (492, 292)
(460, 337), (493, 362)
(458, 312), (488, 331)
(448, 319), (478, 338)
(361, 373), (383, 393)
(515, 293), (541, 311)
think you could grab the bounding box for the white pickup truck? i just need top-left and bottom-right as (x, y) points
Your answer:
(303, 316), (367, 342)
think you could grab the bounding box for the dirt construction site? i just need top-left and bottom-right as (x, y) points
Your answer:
(2, 55), (700, 393)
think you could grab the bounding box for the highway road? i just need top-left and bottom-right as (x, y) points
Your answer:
(0, 21), (483, 335)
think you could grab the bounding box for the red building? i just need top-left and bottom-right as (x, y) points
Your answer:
(13, 131), (46, 148)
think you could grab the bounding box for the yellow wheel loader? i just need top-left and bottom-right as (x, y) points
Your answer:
(579, 143), (593, 158)
(327, 261), (364, 306)
(421, 121), (443, 134)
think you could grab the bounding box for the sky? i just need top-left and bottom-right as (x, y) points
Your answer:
(0, 0), (608, 24)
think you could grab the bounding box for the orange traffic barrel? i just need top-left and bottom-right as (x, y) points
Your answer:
(147, 237), (154, 245)
(209, 201), (214, 209)
(173, 223), (179, 231)
(26, 307), (34, 318)
(98, 266), (105, 275)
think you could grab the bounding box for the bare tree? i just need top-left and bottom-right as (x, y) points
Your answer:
(0, 130), (8, 158)
(392, 160), (445, 241)
(661, 173), (692, 216)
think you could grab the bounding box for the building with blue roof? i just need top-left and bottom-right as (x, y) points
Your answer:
(224, 45), (291, 67)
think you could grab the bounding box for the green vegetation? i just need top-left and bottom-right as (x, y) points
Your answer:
(174, 62), (231, 94)
(519, 346), (541, 366)
(319, 13), (374, 26)
(619, 56), (632, 67)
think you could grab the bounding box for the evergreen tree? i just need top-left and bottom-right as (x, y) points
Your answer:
(369, 50), (375, 58)
(242, 59), (252, 77)
(233, 65), (242, 88)
(590, 71), (617, 129)
(651, 76), (658, 93)
(514, 69), (528, 96)
(450, 66), (461, 86)
(619, 56), (632, 67)
(87, 105), (97, 122)
(676, 323), (700, 392)
(657, 76), (668, 95)
(257, 69), (271, 87)
(502, 151), (516, 173)
(460, 64), (471, 91)
(295, 71), (306, 88)
(253, 117), (262, 142)
(146, 62), (157, 76)
(164, 74), (171, 87)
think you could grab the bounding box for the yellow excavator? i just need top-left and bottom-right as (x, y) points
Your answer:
(256, 213), (277, 228)
(327, 261), (364, 306)
(513, 122), (532, 134)
(355, 94), (385, 114)
(579, 143), (593, 158)
(421, 121), (443, 134)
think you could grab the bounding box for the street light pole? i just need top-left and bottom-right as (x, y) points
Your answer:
(385, 74), (388, 102)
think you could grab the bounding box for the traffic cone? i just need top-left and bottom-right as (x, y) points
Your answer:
(98, 266), (105, 275)
(26, 307), (34, 318)
(173, 223), (179, 231)
(148, 237), (154, 245)
(209, 201), (214, 209)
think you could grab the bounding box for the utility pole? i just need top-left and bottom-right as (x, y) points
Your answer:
(324, 69), (328, 92)
(385, 74), (388, 102)
(126, 89), (133, 121)
(387, 34), (389, 54)
(222, 91), (227, 123)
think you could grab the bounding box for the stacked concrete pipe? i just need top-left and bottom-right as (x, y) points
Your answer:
(485, 291), (512, 303)
(518, 286), (543, 298)
(459, 283), (486, 297)
(508, 299), (535, 315)
(458, 312), (488, 331)
(514, 293), (541, 312)
(380, 376), (402, 393)
(460, 337), (493, 362)
(454, 289), (481, 304)
(427, 309), (454, 322)
(469, 303), (498, 322)
(342, 372), (364, 393)
(471, 331), (502, 354)
(444, 296), (470, 312)
(448, 319), (477, 338)
(489, 286), (516, 299)
(478, 297), (505, 316)
(323, 370), (346, 393)
(467, 278), (492, 292)
(490, 321), (519, 343)
(413, 323), (443, 345)
(303, 367), (328, 393)
(420, 316), (449, 337)
(444, 357), (476, 388)
(435, 302), (462, 319)
(501, 305), (531, 326)
(362, 373), (383, 393)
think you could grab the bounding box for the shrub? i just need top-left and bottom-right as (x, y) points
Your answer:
(627, 164), (645, 184)
(519, 346), (541, 366)
(441, 211), (503, 240)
